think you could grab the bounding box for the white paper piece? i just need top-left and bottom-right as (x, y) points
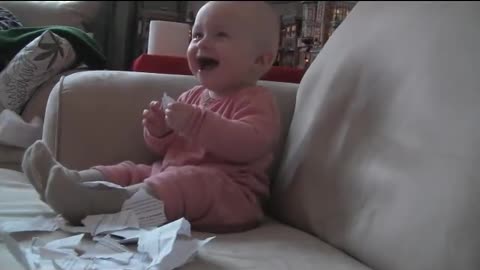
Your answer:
(52, 257), (96, 270)
(161, 93), (176, 110)
(138, 218), (194, 269)
(82, 210), (140, 236)
(38, 247), (77, 260)
(3, 217), (214, 270)
(45, 234), (84, 250)
(0, 215), (58, 233)
(149, 237), (215, 270)
(121, 189), (167, 229)
(30, 234), (84, 260)
(80, 235), (133, 264)
(110, 228), (145, 244)
(82, 181), (125, 190)
(26, 247), (130, 270)
(0, 109), (43, 148)
(0, 232), (33, 270)
(129, 252), (151, 269)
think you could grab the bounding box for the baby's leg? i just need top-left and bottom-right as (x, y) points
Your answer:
(145, 166), (264, 233)
(22, 140), (108, 201)
(45, 165), (145, 225)
(22, 140), (151, 202)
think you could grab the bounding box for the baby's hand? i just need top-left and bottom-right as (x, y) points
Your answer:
(142, 101), (171, 137)
(164, 102), (195, 133)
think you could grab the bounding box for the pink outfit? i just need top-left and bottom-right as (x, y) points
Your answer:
(94, 85), (280, 233)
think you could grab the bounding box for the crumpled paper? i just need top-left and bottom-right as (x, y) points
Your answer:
(0, 186), (215, 270)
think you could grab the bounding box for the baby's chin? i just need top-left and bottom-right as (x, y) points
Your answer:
(195, 75), (226, 92)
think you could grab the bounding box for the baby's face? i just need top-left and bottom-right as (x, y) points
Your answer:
(187, 3), (259, 94)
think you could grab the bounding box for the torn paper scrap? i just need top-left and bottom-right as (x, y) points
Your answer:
(82, 251), (133, 266)
(0, 231), (33, 270)
(44, 234), (84, 250)
(138, 218), (195, 269)
(137, 218), (191, 257)
(82, 181), (125, 190)
(149, 237), (215, 270)
(52, 257), (97, 270)
(161, 92), (176, 110)
(121, 188), (167, 229)
(31, 234), (84, 260)
(129, 252), (151, 268)
(0, 109), (43, 148)
(110, 228), (145, 244)
(80, 235), (133, 264)
(137, 228), (173, 265)
(26, 247), (132, 270)
(82, 210), (140, 236)
(159, 217), (191, 237)
(0, 215), (58, 233)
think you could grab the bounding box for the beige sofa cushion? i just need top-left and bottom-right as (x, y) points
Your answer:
(0, 143), (24, 172)
(272, 2), (480, 270)
(0, 144), (23, 163)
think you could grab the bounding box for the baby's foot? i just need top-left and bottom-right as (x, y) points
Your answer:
(22, 140), (60, 201)
(45, 165), (131, 225)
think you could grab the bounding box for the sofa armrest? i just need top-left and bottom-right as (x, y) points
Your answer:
(21, 67), (89, 123)
(43, 70), (298, 171)
(43, 71), (200, 170)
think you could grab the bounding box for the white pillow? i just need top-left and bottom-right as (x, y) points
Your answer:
(0, 30), (76, 113)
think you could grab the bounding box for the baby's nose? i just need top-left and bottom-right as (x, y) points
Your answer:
(197, 37), (212, 49)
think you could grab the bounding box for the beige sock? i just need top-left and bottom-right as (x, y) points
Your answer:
(22, 140), (60, 201)
(45, 165), (141, 225)
(22, 141), (108, 202)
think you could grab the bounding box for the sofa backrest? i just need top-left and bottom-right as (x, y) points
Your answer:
(271, 2), (480, 270)
(44, 71), (298, 177)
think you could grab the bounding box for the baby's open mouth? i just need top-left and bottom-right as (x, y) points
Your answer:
(197, 56), (219, 71)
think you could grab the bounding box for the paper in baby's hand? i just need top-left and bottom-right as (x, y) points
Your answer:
(162, 93), (176, 110)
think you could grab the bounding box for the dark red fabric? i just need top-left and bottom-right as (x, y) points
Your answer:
(131, 54), (305, 84)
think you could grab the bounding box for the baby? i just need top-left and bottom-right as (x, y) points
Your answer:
(22, 1), (281, 233)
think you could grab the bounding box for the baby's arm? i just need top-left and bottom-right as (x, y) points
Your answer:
(183, 91), (280, 162)
(142, 100), (174, 156)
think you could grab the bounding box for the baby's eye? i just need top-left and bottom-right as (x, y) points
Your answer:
(217, 32), (229, 38)
(192, 32), (203, 40)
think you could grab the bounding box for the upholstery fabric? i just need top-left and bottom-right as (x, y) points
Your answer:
(271, 2), (480, 270)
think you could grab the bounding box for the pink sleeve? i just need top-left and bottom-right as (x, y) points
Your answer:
(143, 128), (175, 157)
(181, 89), (280, 163)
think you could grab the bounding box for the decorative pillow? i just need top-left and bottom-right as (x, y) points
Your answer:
(0, 30), (77, 114)
(0, 7), (22, 30)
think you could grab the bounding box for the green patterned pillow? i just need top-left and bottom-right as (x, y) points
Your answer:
(0, 7), (22, 30)
(0, 30), (77, 114)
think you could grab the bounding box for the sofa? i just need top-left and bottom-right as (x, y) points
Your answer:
(1, 2), (479, 270)
(0, 1), (113, 171)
